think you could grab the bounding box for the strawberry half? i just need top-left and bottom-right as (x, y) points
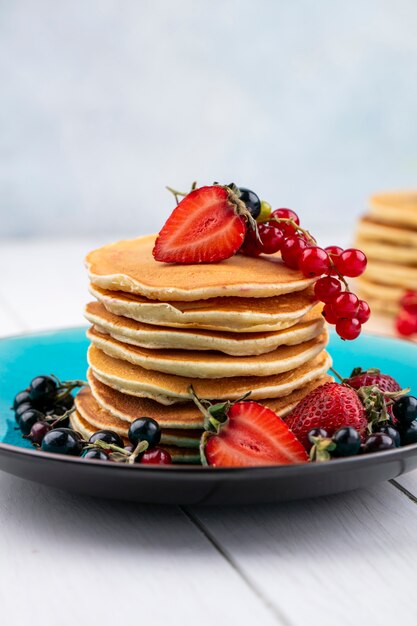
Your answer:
(201, 401), (309, 467)
(153, 185), (252, 263)
(285, 382), (368, 448)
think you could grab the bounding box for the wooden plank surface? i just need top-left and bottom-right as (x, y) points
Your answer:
(1, 238), (417, 626)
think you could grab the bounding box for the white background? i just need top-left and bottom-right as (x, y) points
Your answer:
(1, 0), (417, 240)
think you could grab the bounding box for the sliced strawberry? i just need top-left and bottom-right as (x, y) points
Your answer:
(285, 382), (368, 448)
(153, 186), (249, 263)
(202, 401), (308, 467)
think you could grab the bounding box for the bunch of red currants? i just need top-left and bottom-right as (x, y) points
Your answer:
(240, 207), (370, 340)
(396, 291), (417, 337)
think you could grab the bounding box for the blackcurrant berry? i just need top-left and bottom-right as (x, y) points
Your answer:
(46, 403), (68, 417)
(401, 421), (417, 446)
(29, 375), (57, 405)
(89, 430), (124, 448)
(332, 427), (361, 457)
(128, 417), (161, 448)
(377, 424), (401, 447)
(41, 428), (83, 456)
(19, 409), (45, 436)
(29, 421), (52, 445)
(59, 393), (75, 409)
(82, 449), (109, 461)
(14, 401), (34, 423)
(363, 432), (395, 453)
(392, 396), (417, 426)
(238, 188), (261, 219)
(13, 390), (31, 410)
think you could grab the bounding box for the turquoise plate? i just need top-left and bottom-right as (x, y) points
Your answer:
(0, 327), (416, 505)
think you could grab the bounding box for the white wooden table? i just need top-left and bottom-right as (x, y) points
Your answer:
(1, 239), (417, 626)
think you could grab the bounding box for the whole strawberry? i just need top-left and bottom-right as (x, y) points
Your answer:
(285, 382), (368, 448)
(344, 367), (401, 394)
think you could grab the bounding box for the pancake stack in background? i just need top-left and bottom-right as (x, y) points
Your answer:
(355, 191), (417, 316)
(71, 234), (332, 464)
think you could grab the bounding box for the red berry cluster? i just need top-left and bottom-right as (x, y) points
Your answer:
(240, 208), (370, 340)
(396, 291), (417, 337)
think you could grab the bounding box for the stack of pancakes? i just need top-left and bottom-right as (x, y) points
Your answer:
(355, 191), (417, 316)
(71, 235), (332, 464)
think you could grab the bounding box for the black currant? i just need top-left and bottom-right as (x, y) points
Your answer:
(392, 396), (417, 427)
(332, 427), (361, 457)
(29, 421), (52, 445)
(14, 401), (33, 423)
(363, 432), (396, 454)
(238, 187), (261, 219)
(19, 409), (45, 436)
(41, 428), (83, 456)
(29, 375), (57, 405)
(13, 390), (31, 410)
(401, 421), (417, 446)
(128, 417), (161, 448)
(89, 430), (124, 448)
(46, 403), (68, 417)
(377, 424), (401, 447)
(82, 449), (109, 461)
(59, 393), (74, 410)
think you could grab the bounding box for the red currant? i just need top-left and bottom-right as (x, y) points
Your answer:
(280, 236), (307, 269)
(400, 291), (417, 314)
(332, 292), (360, 318)
(325, 245), (343, 258)
(314, 276), (342, 303)
(271, 208), (300, 237)
(240, 229), (263, 256)
(336, 318), (362, 340)
(258, 224), (284, 254)
(334, 248), (367, 277)
(298, 247), (331, 277)
(396, 310), (417, 337)
(322, 303), (338, 324)
(356, 300), (371, 324)
(141, 447), (173, 465)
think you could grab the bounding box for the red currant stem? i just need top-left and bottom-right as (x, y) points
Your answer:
(166, 181), (198, 205)
(85, 439), (129, 456)
(269, 217), (317, 245)
(329, 367), (345, 383)
(327, 258), (351, 292)
(128, 440), (149, 465)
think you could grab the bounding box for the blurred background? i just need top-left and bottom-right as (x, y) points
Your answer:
(0, 0), (416, 241)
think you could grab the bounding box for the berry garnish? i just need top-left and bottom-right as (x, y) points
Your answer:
(400, 291), (417, 313)
(363, 432), (396, 453)
(153, 185), (255, 263)
(401, 421), (417, 446)
(141, 448), (173, 465)
(29, 375), (57, 406)
(128, 417), (161, 448)
(257, 200), (272, 222)
(28, 421), (52, 445)
(314, 276), (342, 303)
(332, 292), (360, 318)
(82, 449), (110, 461)
(13, 389), (32, 410)
(334, 248), (367, 278)
(280, 235), (308, 269)
(285, 382), (367, 448)
(344, 367), (401, 395)
(271, 208), (300, 236)
(392, 396), (417, 427)
(237, 187), (261, 219)
(307, 427), (328, 447)
(14, 401), (34, 423)
(89, 429), (124, 448)
(377, 424), (401, 447)
(335, 318), (361, 341)
(298, 247), (331, 277)
(356, 300), (371, 324)
(41, 428), (83, 456)
(19, 409), (46, 436)
(331, 426), (361, 457)
(395, 309), (417, 337)
(257, 223), (284, 254)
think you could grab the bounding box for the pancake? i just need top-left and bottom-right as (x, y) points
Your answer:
(365, 260), (417, 291)
(86, 234), (315, 301)
(355, 237), (417, 266)
(369, 191), (417, 228)
(85, 301), (325, 356)
(74, 387), (201, 447)
(89, 284), (318, 333)
(88, 369), (333, 429)
(356, 277), (403, 314)
(87, 326), (329, 379)
(355, 216), (417, 248)
(70, 411), (201, 464)
(87, 343), (332, 404)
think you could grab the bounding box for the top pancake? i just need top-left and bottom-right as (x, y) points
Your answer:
(86, 234), (315, 301)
